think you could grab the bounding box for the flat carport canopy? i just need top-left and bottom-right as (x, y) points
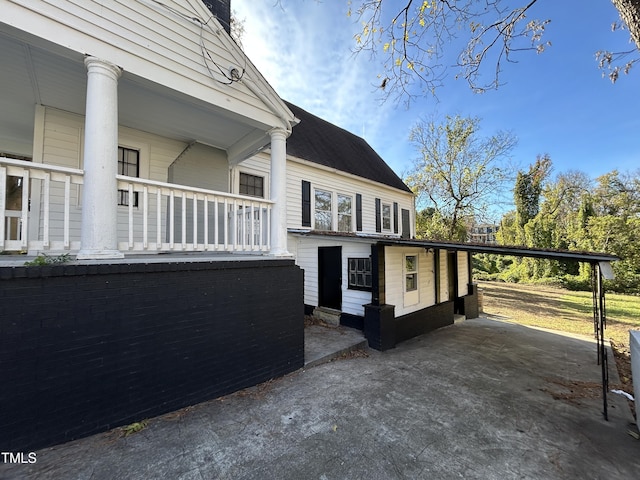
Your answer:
(377, 238), (620, 420)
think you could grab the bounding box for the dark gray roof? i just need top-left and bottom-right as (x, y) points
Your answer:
(285, 101), (412, 193)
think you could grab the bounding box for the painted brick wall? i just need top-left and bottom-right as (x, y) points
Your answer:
(0, 259), (303, 451)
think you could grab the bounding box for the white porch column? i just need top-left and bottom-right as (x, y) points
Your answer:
(269, 127), (289, 256)
(77, 57), (124, 260)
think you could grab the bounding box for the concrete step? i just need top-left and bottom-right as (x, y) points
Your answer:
(304, 325), (368, 368)
(312, 306), (341, 326)
(454, 314), (466, 324)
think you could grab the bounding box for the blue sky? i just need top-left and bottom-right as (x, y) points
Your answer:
(234, 0), (639, 212)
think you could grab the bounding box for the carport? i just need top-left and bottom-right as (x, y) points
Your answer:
(377, 238), (620, 420)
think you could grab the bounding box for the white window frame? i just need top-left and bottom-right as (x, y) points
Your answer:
(337, 193), (353, 233)
(238, 171), (265, 198)
(236, 167), (270, 199)
(314, 188), (333, 231)
(381, 202), (392, 232)
(404, 253), (420, 306)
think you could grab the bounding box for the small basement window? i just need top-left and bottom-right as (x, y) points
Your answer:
(348, 257), (372, 291)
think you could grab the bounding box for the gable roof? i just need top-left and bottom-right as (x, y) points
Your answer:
(284, 102), (412, 193)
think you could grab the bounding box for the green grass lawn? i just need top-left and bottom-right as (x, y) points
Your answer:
(478, 281), (640, 348)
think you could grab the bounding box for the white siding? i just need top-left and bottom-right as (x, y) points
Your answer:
(292, 235), (373, 317)
(5, 0), (282, 126)
(232, 153), (271, 198)
(438, 249), (449, 302)
(457, 251), (469, 296)
(384, 246), (436, 318)
(38, 108), (83, 242)
(286, 158), (414, 237)
(35, 106), (214, 246)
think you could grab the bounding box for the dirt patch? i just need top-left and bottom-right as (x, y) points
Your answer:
(541, 377), (605, 406)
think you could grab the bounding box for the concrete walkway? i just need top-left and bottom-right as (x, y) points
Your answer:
(304, 324), (367, 368)
(2, 317), (638, 479)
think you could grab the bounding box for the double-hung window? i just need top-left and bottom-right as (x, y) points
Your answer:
(314, 189), (332, 231)
(118, 146), (139, 206)
(382, 203), (392, 231)
(405, 255), (418, 292)
(404, 254), (419, 306)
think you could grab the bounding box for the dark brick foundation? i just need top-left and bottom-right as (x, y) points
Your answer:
(0, 259), (303, 451)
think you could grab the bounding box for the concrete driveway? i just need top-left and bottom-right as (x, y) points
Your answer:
(2, 317), (638, 479)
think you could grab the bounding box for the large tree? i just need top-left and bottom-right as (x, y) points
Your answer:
(405, 114), (516, 240)
(349, 0), (640, 100)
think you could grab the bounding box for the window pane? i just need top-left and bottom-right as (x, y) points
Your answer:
(406, 273), (417, 291)
(239, 173), (264, 198)
(405, 255), (417, 272)
(315, 211), (332, 230)
(118, 147), (140, 206)
(315, 190), (332, 230)
(338, 214), (351, 232)
(315, 190), (331, 209)
(347, 257), (372, 289)
(382, 204), (391, 230)
(338, 195), (352, 213)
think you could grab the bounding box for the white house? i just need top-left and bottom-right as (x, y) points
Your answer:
(232, 101), (478, 347)
(0, 0), (480, 452)
(0, 0), (478, 347)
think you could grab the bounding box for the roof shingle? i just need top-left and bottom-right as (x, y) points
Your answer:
(285, 101), (412, 193)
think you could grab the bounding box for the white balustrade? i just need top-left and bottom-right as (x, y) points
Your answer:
(0, 157), (272, 254)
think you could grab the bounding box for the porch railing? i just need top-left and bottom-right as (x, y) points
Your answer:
(0, 157), (272, 254)
(0, 157), (84, 252)
(115, 175), (272, 253)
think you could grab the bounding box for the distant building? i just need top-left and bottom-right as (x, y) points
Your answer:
(468, 224), (499, 244)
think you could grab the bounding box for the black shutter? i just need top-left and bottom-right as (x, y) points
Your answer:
(356, 194), (362, 231)
(302, 180), (311, 227)
(375, 198), (381, 233)
(401, 209), (410, 239)
(393, 202), (399, 234)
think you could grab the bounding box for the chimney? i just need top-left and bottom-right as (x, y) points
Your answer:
(203, 0), (231, 35)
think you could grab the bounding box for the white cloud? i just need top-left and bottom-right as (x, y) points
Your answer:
(233, 0), (412, 173)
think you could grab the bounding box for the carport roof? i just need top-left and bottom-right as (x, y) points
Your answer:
(289, 230), (619, 263)
(376, 238), (620, 263)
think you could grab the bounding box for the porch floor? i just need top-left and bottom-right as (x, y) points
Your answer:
(304, 324), (367, 368)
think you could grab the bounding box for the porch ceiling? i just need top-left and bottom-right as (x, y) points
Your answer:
(0, 26), (270, 159)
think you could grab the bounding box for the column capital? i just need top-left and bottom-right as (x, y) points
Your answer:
(269, 126), (290, 140)
(84, 56), (122, 81)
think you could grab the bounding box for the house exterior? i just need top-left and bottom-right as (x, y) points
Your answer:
(232, 102), (478, 348)
(0, 0), (304, 452)
(0, 0), (477, 452)
(468, 223), (500, 244)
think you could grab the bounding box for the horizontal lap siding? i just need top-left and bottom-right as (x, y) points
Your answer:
(439, 249), (449, 301)
(8, 0), (275, 123)
(39, 108), (188, 247)
(39, 108), (83, 243)
(385, 246), (436, 317)
(285, 160), (414, 236)
(457, 251), (469, 296)
(293, 237), (372, 316)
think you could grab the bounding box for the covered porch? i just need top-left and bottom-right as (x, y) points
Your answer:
(0, 7), (295, 260)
